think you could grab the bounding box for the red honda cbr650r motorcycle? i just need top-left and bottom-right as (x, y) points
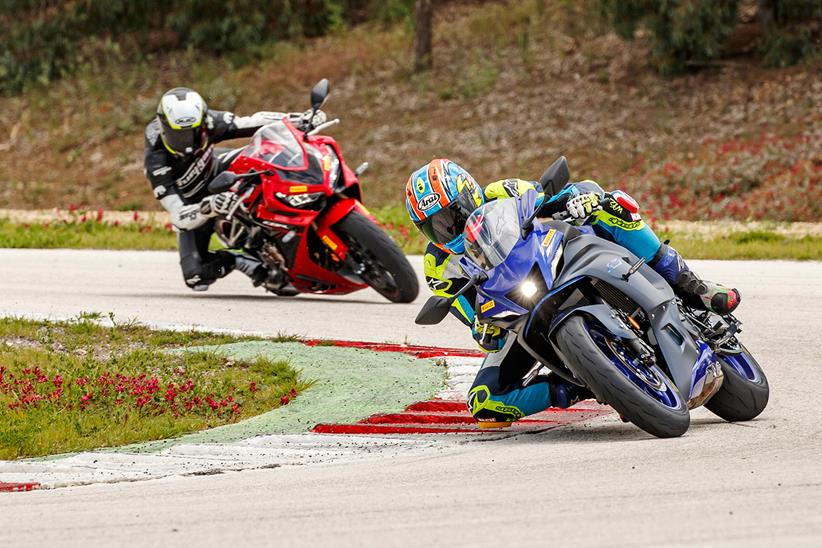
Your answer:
(207, 79), (418, 303)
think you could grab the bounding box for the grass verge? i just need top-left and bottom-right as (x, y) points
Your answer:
(657, 230), (822, 261)
(2, 210), (821, 260)
(0, 315), (311, 460)
(0, 217), (176, 250)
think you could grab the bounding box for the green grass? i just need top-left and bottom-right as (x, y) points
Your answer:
(659, 231), (822, 261)
(2, 214), (820, 260)
(0, 316), (311, 459)
(0, 218), (177, 250)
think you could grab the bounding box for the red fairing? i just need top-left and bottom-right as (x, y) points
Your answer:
(224, 119), (374, 294)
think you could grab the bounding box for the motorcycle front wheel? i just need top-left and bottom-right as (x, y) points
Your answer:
(555, 314), (690, 438)
(336, 210), (419, 303)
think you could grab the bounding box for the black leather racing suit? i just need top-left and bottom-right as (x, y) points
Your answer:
(144, 109), (300, 288)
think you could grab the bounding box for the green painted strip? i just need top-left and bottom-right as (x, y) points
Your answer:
(116, 341), (446, 454)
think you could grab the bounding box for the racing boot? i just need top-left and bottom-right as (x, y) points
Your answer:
(649, 244), (740, 315)
(245, 259), (292, 293)
(226, 253), (269, 286)
(186, 251), (236, 291)
(548, 375), (593, 408)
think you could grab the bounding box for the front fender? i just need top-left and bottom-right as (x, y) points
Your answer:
(314, 198), (362, 261)
(547, 304), (637, 341)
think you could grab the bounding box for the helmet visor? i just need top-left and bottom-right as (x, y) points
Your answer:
(162, 126), (203, 155)
(415, 188), (477, 246)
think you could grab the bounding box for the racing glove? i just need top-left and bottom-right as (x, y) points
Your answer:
(472, 317), (506, 353)
(200, 191), (239, 217)
(566, 192), (601, 219)
(290, 109), (327, 130)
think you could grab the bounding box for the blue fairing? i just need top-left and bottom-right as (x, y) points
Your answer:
(461, 191), (716, 405)
(461, 224), (564, 320)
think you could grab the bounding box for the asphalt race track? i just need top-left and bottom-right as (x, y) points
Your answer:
(1, 249), (822, 547)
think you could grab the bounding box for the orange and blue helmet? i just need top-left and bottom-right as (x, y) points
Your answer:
(405, 159), (484, 254)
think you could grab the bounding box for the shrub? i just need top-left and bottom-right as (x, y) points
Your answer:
(599, 0), (820, 74)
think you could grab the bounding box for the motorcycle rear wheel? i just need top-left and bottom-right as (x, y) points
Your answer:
(555, 315), (690, 438)
(705, 343), (769, 422)
(336, 211), (419, 303)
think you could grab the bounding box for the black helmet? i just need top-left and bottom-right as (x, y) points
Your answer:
(156, 87), (208, 156)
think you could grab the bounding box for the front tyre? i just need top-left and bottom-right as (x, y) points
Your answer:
(705, 343), (769, 422)
(336, 210), (419, 303)
(555, 315), (690, 438)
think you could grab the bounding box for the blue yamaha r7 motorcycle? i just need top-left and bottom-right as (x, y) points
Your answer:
(416, 159), (769, 438)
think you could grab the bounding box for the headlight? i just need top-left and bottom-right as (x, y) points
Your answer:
(520, 280), (538, 298)
(327, 151), (342, 190)
(505, 265), (549, 309)
(276, 191), (324, 207)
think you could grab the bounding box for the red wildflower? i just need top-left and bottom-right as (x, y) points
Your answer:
(249, 382), (257, 393)
(280, 395), (290, 406)
(133, 211), (139, 221)
(96, 208), (104, 222)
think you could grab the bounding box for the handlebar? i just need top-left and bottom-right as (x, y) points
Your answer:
(307, 118), (340, 136)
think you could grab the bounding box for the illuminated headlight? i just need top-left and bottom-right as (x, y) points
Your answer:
(520, 280), (538, 298)
(276, 191), (324, 207)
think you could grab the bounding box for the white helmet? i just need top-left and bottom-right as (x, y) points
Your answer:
(156, 87), (208, 155)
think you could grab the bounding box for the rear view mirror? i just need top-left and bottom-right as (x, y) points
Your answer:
(415, 296), (452, 325)
(310, 79), (330, 111)
(539, 156), (570, 197)
(208, 171), (237, 194)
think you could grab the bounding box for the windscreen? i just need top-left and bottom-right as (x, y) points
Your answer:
(463, 199), (522, 270)
(245, 121), (305, 168)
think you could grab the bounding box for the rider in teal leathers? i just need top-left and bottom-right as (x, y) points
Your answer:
(405, 158), (740, 426)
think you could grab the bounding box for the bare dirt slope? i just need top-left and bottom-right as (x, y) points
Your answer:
(1, 1), (818, 214)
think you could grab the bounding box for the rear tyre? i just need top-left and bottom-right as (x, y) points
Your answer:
(705, 343), (769, 422)
(555, 315), (690, 438)
(336, 210), (419, 303)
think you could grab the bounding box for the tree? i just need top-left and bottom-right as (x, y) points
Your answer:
(413, 0), (433, 72)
